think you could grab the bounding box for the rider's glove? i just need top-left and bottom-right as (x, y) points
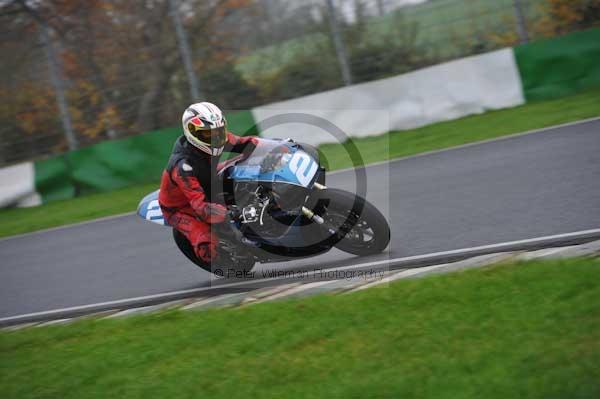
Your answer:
(199, 203), (228, 224)
(227, 207), (242, 222)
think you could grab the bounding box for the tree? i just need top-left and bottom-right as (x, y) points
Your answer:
(489, 0), (600, 47)
(535, 0), (600, 37)
(0, 0), (258, 166)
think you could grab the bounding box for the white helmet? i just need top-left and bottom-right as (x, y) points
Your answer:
(182, 102), (227, 156)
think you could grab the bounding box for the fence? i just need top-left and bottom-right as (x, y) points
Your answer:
(1, 0), (598, 167)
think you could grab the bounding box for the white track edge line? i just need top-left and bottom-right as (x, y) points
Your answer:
(2, 228), (599, 324)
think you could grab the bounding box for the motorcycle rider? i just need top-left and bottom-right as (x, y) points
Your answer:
(158, 102), (259, 264)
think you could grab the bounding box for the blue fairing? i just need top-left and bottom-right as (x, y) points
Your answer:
(137, 190), (168, 226)
(230, 141), (318, 187)
(137, 139), (318, 226)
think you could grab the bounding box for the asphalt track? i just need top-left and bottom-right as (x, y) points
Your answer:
(1, 119), (599, 319)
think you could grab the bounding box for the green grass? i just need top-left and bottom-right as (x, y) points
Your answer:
(0, 87), (599, 238)
(237, 0), (546, 82)
(0, 182), (159, 238)
(2, 257), (599, 399)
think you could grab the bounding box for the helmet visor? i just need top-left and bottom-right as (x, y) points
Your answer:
(187, 124), (227, 148)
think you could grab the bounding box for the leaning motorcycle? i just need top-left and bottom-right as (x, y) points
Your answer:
(137, 139), (390, 275)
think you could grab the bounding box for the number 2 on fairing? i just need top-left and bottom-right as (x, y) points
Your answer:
(289, 151), (318, 186)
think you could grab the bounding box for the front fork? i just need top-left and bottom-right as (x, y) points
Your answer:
(302, 183), (340, 236)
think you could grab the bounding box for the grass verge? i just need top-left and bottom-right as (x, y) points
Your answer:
(0, 182), (159, 238)
(1, 88), (599, 238)
(2, 257), (599, 399)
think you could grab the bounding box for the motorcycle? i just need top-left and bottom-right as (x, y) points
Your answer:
(137, 138), (390, 276)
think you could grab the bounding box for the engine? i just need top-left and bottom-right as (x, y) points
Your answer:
(231, 182), (306, 240)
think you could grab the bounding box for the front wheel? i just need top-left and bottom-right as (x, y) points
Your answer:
(317, 189), (390, 256)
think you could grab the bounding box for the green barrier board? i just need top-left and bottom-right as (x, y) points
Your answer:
(515, 28), (600, 101)
(34, 110), (258, 203)
(34, 156), (74, 203)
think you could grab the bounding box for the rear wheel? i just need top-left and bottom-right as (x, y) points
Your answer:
(172, 228), (255, 276)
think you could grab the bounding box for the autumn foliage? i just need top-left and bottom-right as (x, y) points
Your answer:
(0, 0), (255, 163)
(1, 0), (598, 165)
(489, 0), (600, 46)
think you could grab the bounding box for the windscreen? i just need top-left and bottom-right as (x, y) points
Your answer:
(236, 139), (294, 175)
(231, 139), (319, 190)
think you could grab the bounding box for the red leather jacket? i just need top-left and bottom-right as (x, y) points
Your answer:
(158, 132), (258, 223)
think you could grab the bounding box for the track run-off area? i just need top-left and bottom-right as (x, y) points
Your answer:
(1, 118), (599, 321)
